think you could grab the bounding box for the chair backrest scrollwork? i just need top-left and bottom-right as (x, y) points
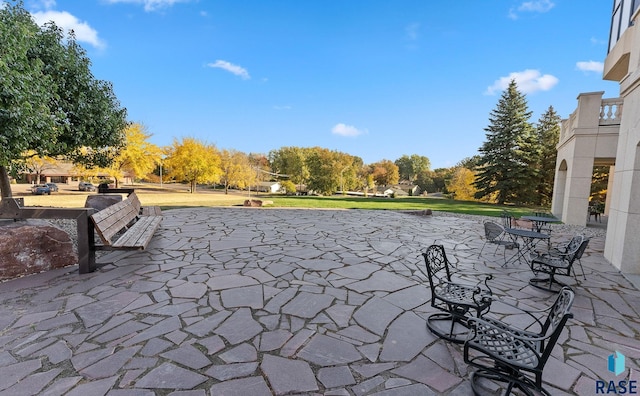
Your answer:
(540, 287), (575, 364)
(421, 244), (453, 290)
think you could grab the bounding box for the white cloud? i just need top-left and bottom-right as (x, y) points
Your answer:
(576, 61), (604, 73)
(331, 123), (367, 137)
(207, 60), (251, 80)
(518, 0), (555, 13)
(405, 23), (420, 41)
(485, 69), (559, 95)
(508, 0), (555, 20)
(31, 10), (105, 49)
(273, 105), (292, 110)
(105, 0), (190, 12)
(28, 0), (57, 11)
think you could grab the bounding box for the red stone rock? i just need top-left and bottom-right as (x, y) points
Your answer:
(244, 199), (263, 207)
(0, 223), (77, 281)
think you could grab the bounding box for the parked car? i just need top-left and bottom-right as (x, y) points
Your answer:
(78, 181), (96, 192)
(45, 183), (59, 192)
(31, 184), (51, 195)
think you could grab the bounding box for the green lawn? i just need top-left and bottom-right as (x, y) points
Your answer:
(15, 183), (543, 219)
(266, 195), (538, 218)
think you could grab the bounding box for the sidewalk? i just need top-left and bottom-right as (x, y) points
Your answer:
(0, 208), (638, 395)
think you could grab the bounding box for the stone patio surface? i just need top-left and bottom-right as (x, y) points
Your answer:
(0, 207), (639, 395)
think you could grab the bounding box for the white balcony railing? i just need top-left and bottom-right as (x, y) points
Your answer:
(600, 98), (623, 125)
(560, 96), (623, 145)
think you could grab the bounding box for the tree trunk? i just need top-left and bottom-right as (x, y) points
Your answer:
(191, 180), (196, 193)
(0, 166), (13, 198)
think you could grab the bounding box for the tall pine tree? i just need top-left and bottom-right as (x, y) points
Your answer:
(474, 80), (537, 204)
(533, 106), (561, 206)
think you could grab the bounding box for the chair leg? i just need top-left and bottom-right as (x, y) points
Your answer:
(426, 312), (472, 344)
(469, 368), (551, 396)
(529, 268), (565, 292)
(479, 242), (486, 257)
(576, 258), (586, 280)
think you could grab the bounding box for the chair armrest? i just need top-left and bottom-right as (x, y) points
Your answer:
(467, 315), (547, 343)
(451, 272), (493, 288)
(481, 294), (548, 331)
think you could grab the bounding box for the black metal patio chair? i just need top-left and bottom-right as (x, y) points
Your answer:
(420, 244), (493, 343)
(479, 221), (518, 260)
(529, 235), (589, 292)
(501, 210), (516, 229)
(464, 287), (575, 396)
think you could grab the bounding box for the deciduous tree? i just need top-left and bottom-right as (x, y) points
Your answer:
(164, 137), (222, 193)
(0, 2), (127, 197)
(305, 148), (361, 195)
(220, 149), (255, 194)
(395, 154), (431, 182)
(102, 123), (162, 187)
(23, 152), (57, 184)
(369, 160), (400, 187)
(269, 146), (310, 188)
(447, 167), (477, 201)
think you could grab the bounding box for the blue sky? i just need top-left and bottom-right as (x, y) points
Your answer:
(25, 0), (618, 169)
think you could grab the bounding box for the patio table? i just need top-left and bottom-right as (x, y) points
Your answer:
(520, 215), (559, 233)
(504, 227), (550, 266)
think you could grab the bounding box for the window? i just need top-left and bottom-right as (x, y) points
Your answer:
(609, 0), (640, 53)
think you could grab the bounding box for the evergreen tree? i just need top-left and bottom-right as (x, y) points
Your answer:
(474, 80), (537, 204)
(534, 106), (561, 206)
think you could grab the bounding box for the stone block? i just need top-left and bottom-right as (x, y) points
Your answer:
(85, 194), (122, 212)
(0, 222), (77, 281)
(244, 199), (262, 207)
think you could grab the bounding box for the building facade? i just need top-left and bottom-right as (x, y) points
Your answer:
(553, 1), (640, 275)
(603, 0), (640, 274)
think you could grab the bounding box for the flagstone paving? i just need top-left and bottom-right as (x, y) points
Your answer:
(1, 207), (639, 395)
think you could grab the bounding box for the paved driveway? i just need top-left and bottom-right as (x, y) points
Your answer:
(0, 208), (638, 395)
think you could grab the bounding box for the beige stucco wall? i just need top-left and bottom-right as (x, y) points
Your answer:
(603, 9), (640, 274)
(552, 92), (619, 226)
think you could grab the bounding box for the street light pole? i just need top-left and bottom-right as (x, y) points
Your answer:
(159, 154), (166, 188)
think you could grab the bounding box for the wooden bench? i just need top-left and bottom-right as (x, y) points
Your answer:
(90, 191), (162, 250)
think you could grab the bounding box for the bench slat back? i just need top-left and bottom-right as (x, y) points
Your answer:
(128, 192), (143, 215)
(91, 198), (139, 245)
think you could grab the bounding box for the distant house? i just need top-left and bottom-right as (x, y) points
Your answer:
(21, 160), (132, 185)
(24, 161), (77, 184)
(375, 184), (420, 197)
(394, 183), (421, 196)
(255, 181), (281, 193)
(375, 187), (401, 197)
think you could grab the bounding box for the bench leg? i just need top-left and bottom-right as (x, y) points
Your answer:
(77, 213), (96, 274)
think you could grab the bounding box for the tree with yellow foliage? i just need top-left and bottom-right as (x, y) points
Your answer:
(369, 159), (400, 188)
(219, 149), (256, 194)
(103, 123), (163, 187)
(22, 151), (57, 184)
(164, 137), (222, 193)
(447, 167), (478, 201)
